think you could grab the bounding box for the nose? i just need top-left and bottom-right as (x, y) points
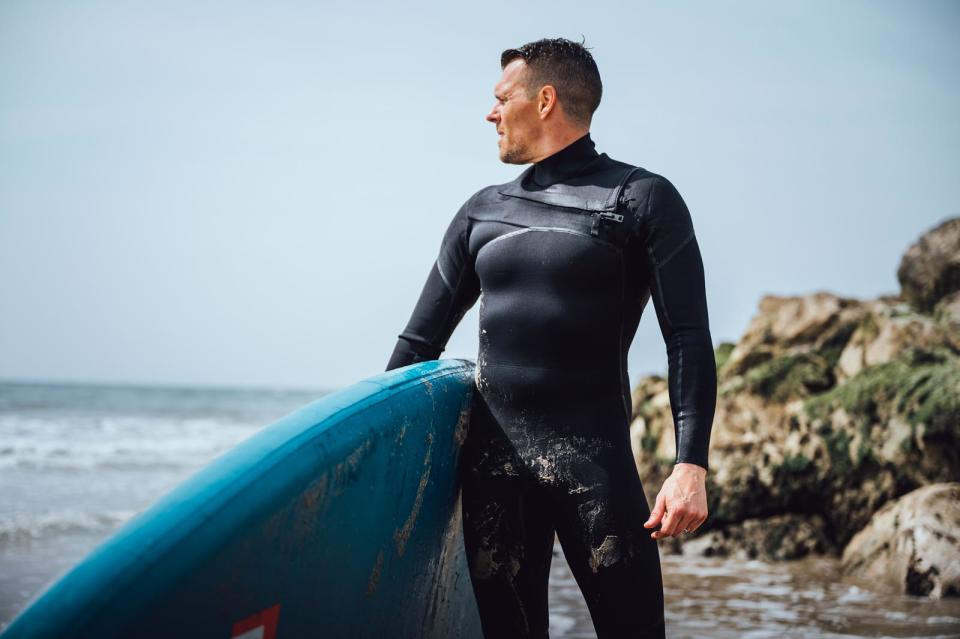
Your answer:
(485, 104), (500, 124)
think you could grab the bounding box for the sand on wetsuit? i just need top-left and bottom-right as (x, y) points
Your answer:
(387, 131), (716, 638)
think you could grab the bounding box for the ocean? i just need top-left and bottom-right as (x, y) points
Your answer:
(1, 382), (958, 637)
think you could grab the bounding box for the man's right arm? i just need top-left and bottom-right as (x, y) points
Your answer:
(385, 196), (481, 371)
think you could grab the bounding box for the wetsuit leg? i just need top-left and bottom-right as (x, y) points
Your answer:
(552, 456), (666, 639)
(459, 392), (557, 639)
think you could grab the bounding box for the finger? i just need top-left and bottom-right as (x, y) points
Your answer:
(690, 513), (708, 532)
(652, 508), (674, 539)
(685, 512), (709, 535)
(674, 513), (699, 537)
(658, 505), (686, 538)
(644, 491), (666, 528)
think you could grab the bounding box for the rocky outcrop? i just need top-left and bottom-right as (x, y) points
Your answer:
(934, 290), (960, 332)
(720, 292), (864, 385)
(630, 217), (960, 598)
(841, 483), (960, 599)
(835, 297), (960, 382)
(897, 217), (960, 313)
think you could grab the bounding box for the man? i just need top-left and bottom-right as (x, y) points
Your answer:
(386, 37), (716, 639)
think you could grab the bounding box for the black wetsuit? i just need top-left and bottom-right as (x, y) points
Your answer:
(386, 132), (716, 638)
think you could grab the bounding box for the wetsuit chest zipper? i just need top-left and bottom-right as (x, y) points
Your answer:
(590, 179), (631, 237)
(590, 210), (624, 237)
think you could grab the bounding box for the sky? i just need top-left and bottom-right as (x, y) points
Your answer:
(1, 0), (958, 391)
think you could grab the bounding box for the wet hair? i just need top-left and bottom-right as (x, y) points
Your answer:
(500, 36), (602, 128)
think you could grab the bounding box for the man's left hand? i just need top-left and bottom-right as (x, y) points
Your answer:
(643, 462), (708, 540)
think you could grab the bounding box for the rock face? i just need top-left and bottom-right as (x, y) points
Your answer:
(841, 483), (960, 599)
(720, 291), (863, 384)
(630, 216), (960, 598)
(835, 297), (960, 382)
(898, 217), (960, 313)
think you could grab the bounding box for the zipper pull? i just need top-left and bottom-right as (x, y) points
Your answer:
(590, 210), (624, 236)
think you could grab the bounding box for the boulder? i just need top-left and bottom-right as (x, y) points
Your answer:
(897, 217), (960, 313)
(841, 483), (960, 599)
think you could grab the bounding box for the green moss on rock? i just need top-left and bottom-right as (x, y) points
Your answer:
(780, 453), (814, 475)
(804, 346), (960, 432)
(743, 352), (835, 402)
(898, 354), (960, 435)
(715, 342), (736, 374)
(820, 344), (846, 372)
(640, 425), (659, 453)
(825, 429), (853, 477)
(858, 312), (881, 343)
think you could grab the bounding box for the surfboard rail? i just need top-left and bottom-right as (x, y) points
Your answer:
(1, 359), (482, 639)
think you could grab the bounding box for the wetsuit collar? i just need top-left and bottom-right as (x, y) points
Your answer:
(531, 132), (601, 187)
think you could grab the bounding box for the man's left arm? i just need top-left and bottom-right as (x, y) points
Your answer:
(635, 174), (718, 539)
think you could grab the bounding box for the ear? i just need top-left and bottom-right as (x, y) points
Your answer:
(537, 85), (558, 119)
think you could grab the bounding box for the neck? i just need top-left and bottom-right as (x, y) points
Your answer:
(528, 128), (591, 163)
(531, 131), (600, 186)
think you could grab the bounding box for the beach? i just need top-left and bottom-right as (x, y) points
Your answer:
(2, 382), (958, 637)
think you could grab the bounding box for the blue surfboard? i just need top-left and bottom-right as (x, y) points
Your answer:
(1, 359), (483, 639)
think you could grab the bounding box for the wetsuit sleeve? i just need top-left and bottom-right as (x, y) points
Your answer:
(385, 197), (481, 371)
(639, 176), (717, 470)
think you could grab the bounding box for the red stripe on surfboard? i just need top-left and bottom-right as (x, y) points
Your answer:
(231, 603), (280, 639)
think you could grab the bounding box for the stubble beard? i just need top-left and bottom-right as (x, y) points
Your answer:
(499, 136), (532, 165)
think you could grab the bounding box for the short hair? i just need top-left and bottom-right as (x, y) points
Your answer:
(500, 36), (602, 128)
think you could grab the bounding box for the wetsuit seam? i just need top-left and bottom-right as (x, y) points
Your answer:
(612, 171), (634, 427)
(478, 226), (618, 258)
(450, 257), (469, 324)
(435, 258), (453, 291)
(643, 178), (672, 329)
(467, 215), (528, 230)
(659, 230), (695, 268)
(428, 214), (473, 348)
(464, 191), (478, 265)
(480, 227), (531, 252)
(645, 176), (658, 229)
(650, 262), (673, 329)
(617, 250), (631, 425)
(528, 226), (617, 247)
(677, 342), (684, 463)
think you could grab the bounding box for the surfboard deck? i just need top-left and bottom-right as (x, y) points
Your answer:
(1, 359), (483, 639)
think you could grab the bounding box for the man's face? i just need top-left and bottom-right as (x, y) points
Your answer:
(486, 59), (542, 164)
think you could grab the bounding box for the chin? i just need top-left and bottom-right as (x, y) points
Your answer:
(499, 150), (527, 165)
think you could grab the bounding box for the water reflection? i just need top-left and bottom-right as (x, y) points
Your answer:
(549, 543), (960, 638)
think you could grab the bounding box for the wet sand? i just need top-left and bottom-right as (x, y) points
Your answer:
(548, 541), (960, 638)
